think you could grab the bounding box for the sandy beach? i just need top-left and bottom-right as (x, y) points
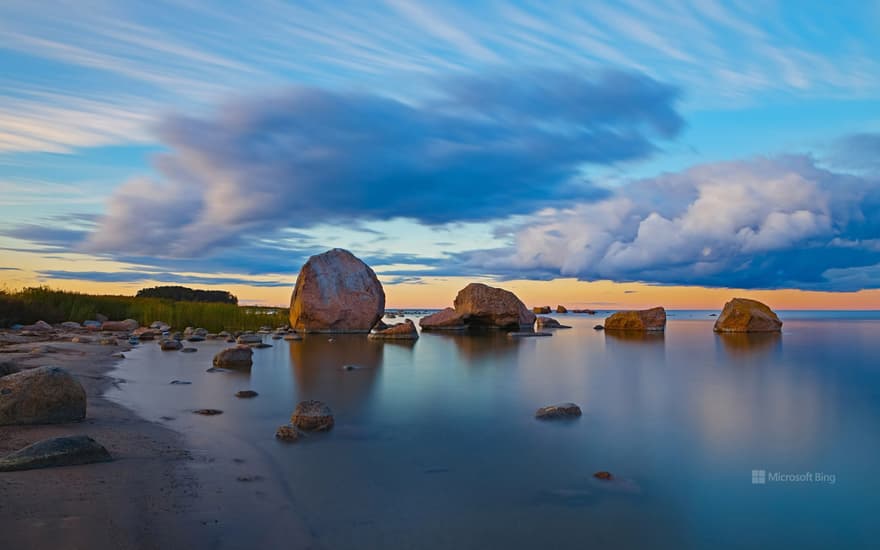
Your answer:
(0, 330), (317, 550)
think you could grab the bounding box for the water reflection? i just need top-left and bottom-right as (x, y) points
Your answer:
(424, 329), (522, 362)
(603, 330), (666, 346)
(288, 334), (383, 406)
(715, 332), (782, 360)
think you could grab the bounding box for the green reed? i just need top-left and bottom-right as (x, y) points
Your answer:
(0, 287), (289, 332)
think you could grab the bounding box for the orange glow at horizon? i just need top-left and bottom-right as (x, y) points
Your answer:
(4, 266), (880, 310)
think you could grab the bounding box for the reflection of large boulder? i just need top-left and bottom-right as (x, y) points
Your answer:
(714, 298), (782, 333)
(604, 307), (666, 331)
(289, 249), (385, 333)
(0, 366), (87, 426)
(419, 308), (465, 331)
(453, 283), (536, 329)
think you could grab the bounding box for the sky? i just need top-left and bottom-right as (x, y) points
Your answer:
(1, 0), (880, 308)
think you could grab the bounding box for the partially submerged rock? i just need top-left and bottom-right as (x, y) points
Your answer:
(369, 319), (419, 340)
(60, 321), (82, 330)
(159, 339), (183, 351)
(603, 307), (666, 331)
(101, 319), (139, 332)
(235, 390), (258, 398)
(71, 336), (92, 344)
(181, 347), (198, 353)
(132, 327), (157, 340)
(419, 307), (466, 331)
(283, 333), (303, 341)
(213, 346), (253, 369)
(193, 409), (223, 416)
(556, 305), (568, 313)
(533, 306), (551, 314)
(275, 425), (302, 442)
(593, 471), (613, 480)
(508, 331), (552, 338)
(536, 317), (572, 329)
(535, 402), (582, 420)
(236, 333), (262, 345)
(291, 400), (334, 431)
(713, 298), (782, 333)
(289, 248), (385, 333)
(0, 435), (111, 472)
(22, 320), (53, 332)
(453, 283), (536, 329)
(0, 366), (86, 426)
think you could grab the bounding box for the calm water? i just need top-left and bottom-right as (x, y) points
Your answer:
(108, 312), (880, 549)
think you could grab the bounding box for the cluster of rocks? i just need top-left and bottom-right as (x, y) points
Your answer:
(0, 364), (112, 472)
(275, 400), (335, 442)
(420, 283), (536, 331)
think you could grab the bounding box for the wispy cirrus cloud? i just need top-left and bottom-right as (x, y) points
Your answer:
(1, 0), (878, 153)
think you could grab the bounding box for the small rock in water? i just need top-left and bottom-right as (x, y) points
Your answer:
(291, 400), (334, 431)
(160, 339), (183, 351)
(250, 342), (272, 349)
(235, 390), (258, 398)
(180, 347), (198, 353)
(193, 409), (223, 416)
(236, 475), (263, 482)
(169, 380), (192, 385)
(327, 338), (336, 343)
(535, 402), (582, 420)
(271, 334), (282, 340)
(275, 425), (302, 442)
(111, 352), (125, 359)
(508, 331), (552, 338)
(205, 367), (227, 373)
(593, 325), (604, 331)
(283, 333), (303, 341)
(0, 435), (111, 472)
(593, 471), (613, 480)
(71, 336), (92, 344)
(342, 364), (362, 371)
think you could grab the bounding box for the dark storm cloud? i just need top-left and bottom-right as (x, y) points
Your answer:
(83, 69), (682, 256)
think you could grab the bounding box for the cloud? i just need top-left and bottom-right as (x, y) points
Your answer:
(36, 270), (290, 287)
(459, 155), (880, 290)
(826, 132), (880, 173)
(83, 69), (682, 256)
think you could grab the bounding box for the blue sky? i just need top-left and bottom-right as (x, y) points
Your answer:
(1, 0), (880, 305)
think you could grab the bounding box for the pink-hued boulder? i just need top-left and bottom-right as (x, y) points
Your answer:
(289, 249), (385, 333)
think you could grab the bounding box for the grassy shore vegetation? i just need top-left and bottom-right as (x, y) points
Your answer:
(0, 287), (289, 332)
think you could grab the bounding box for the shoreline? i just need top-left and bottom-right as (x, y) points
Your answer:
(0, 330), (317, 549)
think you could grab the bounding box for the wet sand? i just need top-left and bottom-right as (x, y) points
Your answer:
(0, 331), (317, 550)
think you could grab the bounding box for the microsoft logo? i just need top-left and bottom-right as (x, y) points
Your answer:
(751, 469), (766, 484)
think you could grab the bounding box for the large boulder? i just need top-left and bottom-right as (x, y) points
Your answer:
(0, 435), (111, 472)
(368, 319), (419, 340)
(213, 345), (254, 368)
(291, 400), (334, 431)
(0, 366), (87, 426)
(101, 319), (139, 332)
(419, 308), (466, 331)
(289, 249), (385, 333)
(453, 283), (536, 329)
(714, 298), (782, 333)
(604, 307), (666, 331)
